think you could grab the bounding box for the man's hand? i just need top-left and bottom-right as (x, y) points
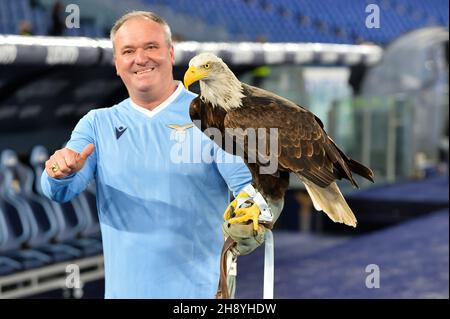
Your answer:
(224, 187), (268, 233)
(45, 144), (95, 179)
(222, 221), (266, 256)
(223, 191), (252, 220)
(227, 201), (262, 233)
(222, 187), (284, 257)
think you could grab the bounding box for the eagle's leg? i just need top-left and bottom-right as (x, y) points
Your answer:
(228, 203), (261, 233)
(225, 184), (274, 233)
(223, 191), (253, 220)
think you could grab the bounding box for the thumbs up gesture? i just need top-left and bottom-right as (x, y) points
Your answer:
(45, 144), (95, 179)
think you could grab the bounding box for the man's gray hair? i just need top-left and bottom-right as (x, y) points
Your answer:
(110, 11), (172, 51)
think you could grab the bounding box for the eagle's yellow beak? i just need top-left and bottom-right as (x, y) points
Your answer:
(183, 66), (209, 89)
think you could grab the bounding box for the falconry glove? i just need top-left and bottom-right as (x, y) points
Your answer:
(222, 184), (283, 256)
(216, 186), (283, 299)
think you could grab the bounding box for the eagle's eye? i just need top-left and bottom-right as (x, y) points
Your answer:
(204, 63), (210, 69)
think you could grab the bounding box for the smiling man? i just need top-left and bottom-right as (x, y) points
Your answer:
(112, 14), (176, 108)
(40, 11), (255, 298)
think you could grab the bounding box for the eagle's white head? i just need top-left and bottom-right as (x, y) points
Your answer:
(184, 53), (245, 111)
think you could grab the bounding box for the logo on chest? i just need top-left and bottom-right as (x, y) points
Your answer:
(115, 126), (127, 140)
(167, 123), (194, 143)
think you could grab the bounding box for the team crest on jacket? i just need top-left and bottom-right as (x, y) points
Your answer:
(167, 123), (194, 143)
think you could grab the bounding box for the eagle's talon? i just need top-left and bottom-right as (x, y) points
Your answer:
(228, 203), (261, 232)
(223, 198), (237, 220)
(230, 206), (235, 218)
(224, 191), (252, 221)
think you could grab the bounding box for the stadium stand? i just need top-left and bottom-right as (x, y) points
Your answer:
(142, 0), (450, 44)
(0, 0), (448, 44)
(0, 0), (104, 37)
(0, 146), (103, 297)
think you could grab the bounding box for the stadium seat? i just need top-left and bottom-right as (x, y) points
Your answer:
(0, 255), (22, 276)
(0, 149), (82, 265)
(1, 0), (447, 44)
(0, 173), (51, 271)
(29, 146), (102, 256)
(0, 198), (24, 275)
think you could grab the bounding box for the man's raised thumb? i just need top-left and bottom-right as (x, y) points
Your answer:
(79, 144), (95, 161)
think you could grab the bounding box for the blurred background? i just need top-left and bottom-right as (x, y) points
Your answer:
(0, 0), (448, 299)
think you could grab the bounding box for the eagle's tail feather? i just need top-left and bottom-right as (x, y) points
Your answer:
(303, 180), (357, 227)
(347, 158), (375, 183)
(328, 137), (374, 184)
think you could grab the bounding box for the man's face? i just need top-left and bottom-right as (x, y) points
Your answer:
(113, 18), (175, 95)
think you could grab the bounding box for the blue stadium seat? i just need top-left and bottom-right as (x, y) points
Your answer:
(0, 201), (23, 275)
(2, 0), (448, 43)
(0, 149), (83, 265)
(0, 256), (22, 275)
(223, 0), (447, 43)
(0, 171), (51, 271)
(29, 146), (102, 257)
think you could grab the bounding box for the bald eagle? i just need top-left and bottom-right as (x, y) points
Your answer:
(184, 53), (374, 228)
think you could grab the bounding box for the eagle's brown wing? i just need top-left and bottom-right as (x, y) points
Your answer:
(189, 96), (227, 135)
(224, 83), (369, 188)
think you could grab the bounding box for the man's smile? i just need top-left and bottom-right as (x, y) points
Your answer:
(134, 67), (156, 75)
